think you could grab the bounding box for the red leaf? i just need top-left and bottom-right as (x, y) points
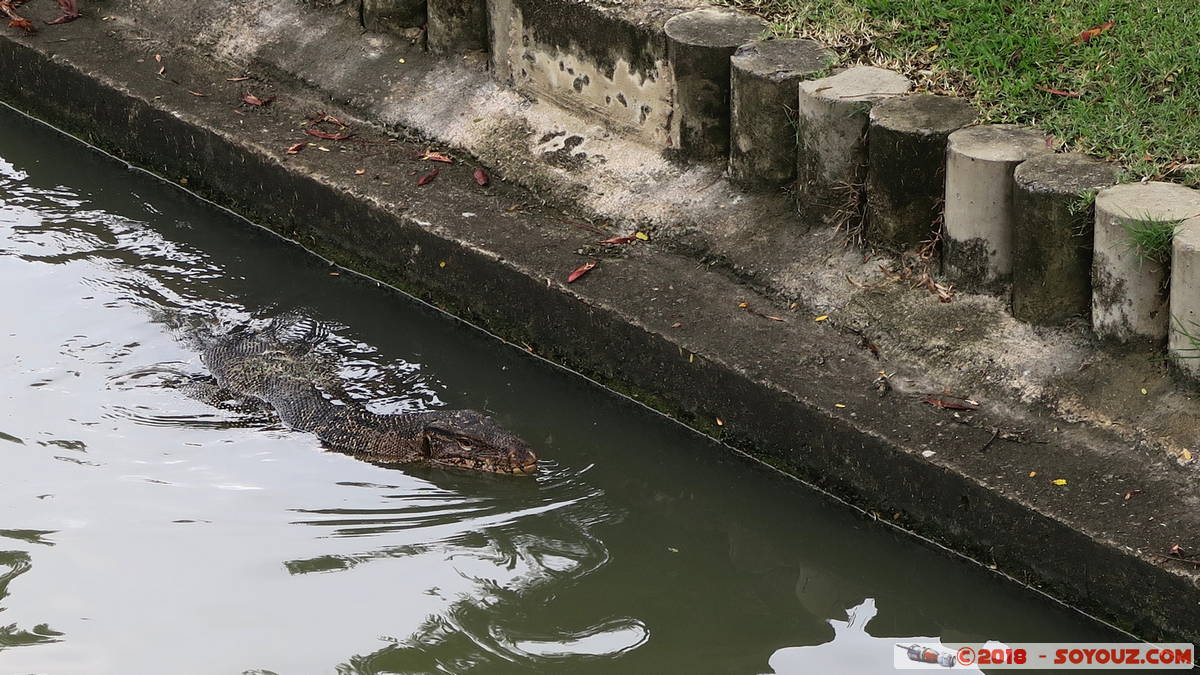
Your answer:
(600, 236), (636, 245)
(567, 261), (597, 283)
(417, 169), (439, 186)
(304, 129), (350, 141)
(417, 150), (454, 163)
(241, 93), (275, 107)
(922, 397), (979, 411)
(1074, 20), (1114, 44)
(1036, 86), (1081, 98)
(473, 167), (489, 186)
(7, 17), (33, 31)
(285, 142), (306, 155)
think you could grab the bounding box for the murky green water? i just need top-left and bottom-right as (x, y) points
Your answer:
(0, 104), (1119, 674)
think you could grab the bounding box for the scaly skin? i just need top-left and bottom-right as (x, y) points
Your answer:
(200, 328), (538, 474)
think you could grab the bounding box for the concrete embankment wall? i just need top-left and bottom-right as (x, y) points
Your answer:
(3, 0), (1200, 648)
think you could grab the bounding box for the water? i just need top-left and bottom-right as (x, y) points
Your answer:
(0, 104), (1118, 674)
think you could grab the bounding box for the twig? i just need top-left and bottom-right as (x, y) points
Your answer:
(979, 427), (1000, 453)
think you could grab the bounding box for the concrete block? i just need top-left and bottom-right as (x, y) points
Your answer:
(363, 0), (426, 31)
(729, 38), (833, 191)
(1092, 182), (1200, 342)
(664, 7), (767, 159)
(1011, 153), (1119, 326)
(942, 125), (1051, 292)
(795, 66), (910, 226)
(1170, 216), (1200, 378)
(428, 0), (487, 53)
(489, 0), (674, 147)
(865, 94), (977, 251)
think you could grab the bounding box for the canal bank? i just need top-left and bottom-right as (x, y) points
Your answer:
(1, 0), (1199, 646)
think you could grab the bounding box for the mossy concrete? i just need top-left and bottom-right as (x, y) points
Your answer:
(4, 1), (1200, 647)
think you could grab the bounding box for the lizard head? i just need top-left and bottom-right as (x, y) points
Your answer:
(422, 410), (539, 475)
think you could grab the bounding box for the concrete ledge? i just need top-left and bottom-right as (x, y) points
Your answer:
(1171, 218), (1200, 378)
(4, 1), (1200, 647)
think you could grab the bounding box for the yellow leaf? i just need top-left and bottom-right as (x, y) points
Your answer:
(438, 261), (447, 268)
(688, 353), (694, 363)
(1028, 471), (1037, 477)
(399, 58), (406, 64)
(738, 302), (749, 308)
(834, 403), (846, 408)
(635, 232), (650, 241)
(1140, 388), (1148, 395)
(1052, 478), (1067, 486)
(1182, 449), (1194, 462)
(815, 315), (829, 322)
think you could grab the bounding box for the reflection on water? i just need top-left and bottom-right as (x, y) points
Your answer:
(0, 104), (1120, 674)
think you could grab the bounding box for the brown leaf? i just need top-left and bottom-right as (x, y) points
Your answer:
(304, 129), (350, 141)
(1074, 20), (1114, 44)
(417, 150), (454, 163)
(1036, 86), (1081, 98)
(600, 236), (636, 245)
(922, 397), (979, 411)
(1123, 489), (1142, 500)
(7, 17), (33, 31)
(417, 169), (439, 186)
(309, 112), (348, 127)
(241, 93), (275, 107)
(285, 142), (306, 155)
(567, 261), (597, 283)
(473, 167), (489, 186)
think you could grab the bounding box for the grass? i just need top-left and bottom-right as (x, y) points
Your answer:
(723, 0), (1200, 181)
(1120, 214), (1182, 265)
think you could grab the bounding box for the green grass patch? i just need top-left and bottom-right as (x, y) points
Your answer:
(722, 0), (1199, 179)
(1120, 214), (1182, 265)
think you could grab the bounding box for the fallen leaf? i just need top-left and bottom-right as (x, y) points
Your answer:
(1051, 478), (1068, 486)
(473, 167), (489, 186)
(305, 129), (350, 141)
(761, 314), (785, 322)
(567, 261), (597, 283)
(1074, 20), (1114, 44)
(226, 76), (251, 82)
(417, 150), (454, 163)
(285, 142), (306, 155)
(600, 236), (636, 245)
(328, 271), (340, 276)
(815, 315), (829, 321)
(439, 261), (446, 268)
(834, 403), (846, 408)
(7, 17), (33, 31)
(316, 146), (330, 152)
(635, 232), (650, 241)
(715, 417), (724, 426)
(1140, 387), (1148, 395)
(417, 169), (440, 186)
(155, 54), (162, 62)
(309, 112), (348, 127)
(354, 169), (365, 175)
(188, 90), (208, 97)
(922, 398), (979, 411)
(1028, 471), (1037, 477)
(1036, 86), (1081, 98)
(1170, 544), (1186, 556)
(671, 322), (682, 328)
(1182, 449), (1194, 462)
(667, 547), (679, 553)
(738, 302), (749, 308)
(1123, 489), (1142, 500)
(157, 66), (166, 76)
(241, 93), (275, 107)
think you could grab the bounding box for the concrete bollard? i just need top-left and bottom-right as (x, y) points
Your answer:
(864, 94), (977, 251)
(1170, 216), (1200, 378)
(1092, 182), (1200, 342)
(1011, 153), (1118, 326)
(664, 7), (768, 160)
(942, 125), (1051, 293)
(427, 0), (487, 53)
(729, 39), (834, 191)
(363, 0), (426, 31)
(795, 67), (911, 226)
